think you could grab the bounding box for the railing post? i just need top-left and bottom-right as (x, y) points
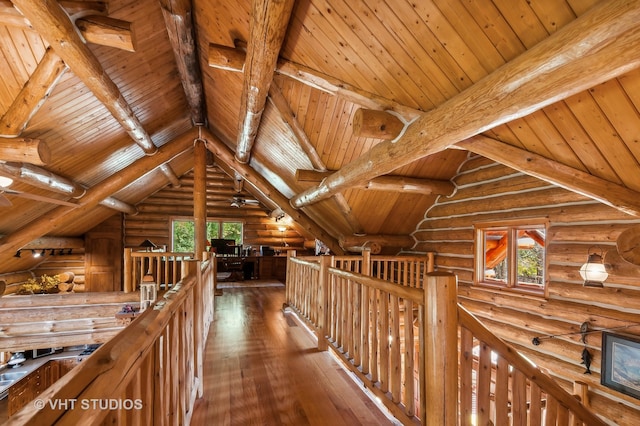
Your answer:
(317, 255), (330, 351)
(423, 271), (458, 426)
(124, 248), (133, 292)
(361, 249), (371, 275)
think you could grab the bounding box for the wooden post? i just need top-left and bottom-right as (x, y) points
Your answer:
(124, 248), (133, 293)
(193, 260), (204, 398)
(193, 139), (207, 260)
(424, 271), (458, 426)
(317, 255), (330, 351)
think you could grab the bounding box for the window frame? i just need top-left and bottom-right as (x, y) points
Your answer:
(474, 218), (549, 297)
(170, 217), (244, 252)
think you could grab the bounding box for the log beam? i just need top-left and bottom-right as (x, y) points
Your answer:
(22, 237), (85, 249)
(458, 135), (640, 217)
(0, 162), (137, 214)
(0, 128), (197, 255)
(0, 139), (51, 165)
(289, 0), (640, 208)
(235, 0), (295, 163)
(364, 176), (454, 195)
(339, 234), (415, 254)
(208, 44), (422, 121)
(296, 169), (454, 196)
(0, 48), (68, 139)
(0, 162), (85, 197)
(0, 1), (136, 51)
(12, 0), (157, 155)
(200, 128), (343, 255)
(352, 109), (405, 140)
(159, 0), (206, 125)
(75, 15), (136, 52)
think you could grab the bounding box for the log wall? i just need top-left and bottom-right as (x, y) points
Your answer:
(124, 167), (307, 251)
(411, 154), (640, 425)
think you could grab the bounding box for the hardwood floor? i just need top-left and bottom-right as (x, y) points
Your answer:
(190, 281), (394, 426)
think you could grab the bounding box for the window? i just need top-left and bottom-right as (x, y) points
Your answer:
(171, 218), (242, 252)
(475, 220), (547, 295)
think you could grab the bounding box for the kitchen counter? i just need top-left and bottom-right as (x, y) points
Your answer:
(0, 349), (85, 399)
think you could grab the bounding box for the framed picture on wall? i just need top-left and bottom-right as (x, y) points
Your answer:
(601, 332), (640, 399)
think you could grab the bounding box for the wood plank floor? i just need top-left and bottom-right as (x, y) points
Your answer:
(190, 281), (394, 426)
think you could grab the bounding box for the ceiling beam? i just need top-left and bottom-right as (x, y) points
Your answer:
(234, 0), (295, 163)
(0, 161), (137, 214)
(296, 169), (454, 196)
(339, 234), (415, 254)
(200, 127), (344, 255)
(12, 0), (187, 187)
(289, 0), (640, 209)
(158, 0), (206, 126)
(0, 138), (50, 165)
(209, 44), (423, 121)
(0, 48), (68, 139)
(0, 128), (196, 254)
(457, 136), (640, 217)
(0, 0), (136, 51)
(12, 0), (156, 153)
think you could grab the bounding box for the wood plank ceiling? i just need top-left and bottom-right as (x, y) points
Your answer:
(0, 0), (639, 272)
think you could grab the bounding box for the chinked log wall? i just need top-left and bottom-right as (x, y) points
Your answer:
(123, 167), (305, 249)
(412, 154), (640, 425)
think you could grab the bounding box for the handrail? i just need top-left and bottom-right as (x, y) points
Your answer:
(123, 248), (194, 292)
(285, 252), (605, 426)
(457, 305), (606, 426)
(8, 256), (215, 425)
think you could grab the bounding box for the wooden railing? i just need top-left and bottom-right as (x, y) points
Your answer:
(9, 254), (216, 425)
(285, 252), (605, 426)
(123, 248), (194, 293)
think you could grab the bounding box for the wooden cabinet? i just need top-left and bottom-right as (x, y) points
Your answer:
(7, 357), (80, 416)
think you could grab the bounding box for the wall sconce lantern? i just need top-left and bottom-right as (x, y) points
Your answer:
(579, 247), (608, 287)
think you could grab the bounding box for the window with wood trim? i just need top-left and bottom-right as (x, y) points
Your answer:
(171, 218), (243, 252)
(474, 220), (548, 295)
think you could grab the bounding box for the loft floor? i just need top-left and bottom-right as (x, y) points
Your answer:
(191, 280), (393, 425)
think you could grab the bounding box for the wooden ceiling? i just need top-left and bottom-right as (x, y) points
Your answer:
(0, 0), (640, 272)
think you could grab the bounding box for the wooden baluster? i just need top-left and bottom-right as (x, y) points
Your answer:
(390, 293), (401, 402)
(371, 287), (379, 383)
(424, 271), (458, 426)
(361, 252), (371, 375)
(124, 247), (133, 292)
(494, 357), (509, 425)
(545, 396), (558, 426)
(379, 290), (390, 393)
(557, 405), (570, 426)
(353, 280), (362, 366)
(571, 381), (589, 426)
(403, 298), (415, 415)
(347, 277), (353, 357)
(476, 341), (492, 425)
(530, 382), (543, 426)
(459, 329), (474, 426)
(512, 370), (527, 426)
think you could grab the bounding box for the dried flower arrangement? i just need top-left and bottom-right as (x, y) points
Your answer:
(18, 274), (61, 294)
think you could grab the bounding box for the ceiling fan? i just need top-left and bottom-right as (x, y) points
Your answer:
(230, 196), (260, 208)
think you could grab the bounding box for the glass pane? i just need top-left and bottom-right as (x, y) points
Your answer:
(206, 222), (220, 240)
(516, 228), (545, 289)
(484, 229), (508, 284)
(173, 220), (195, 252)
(222, 222), (243, 244)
